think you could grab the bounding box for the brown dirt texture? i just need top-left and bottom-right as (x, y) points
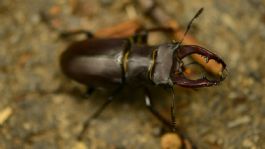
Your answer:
(0, 0), (264, 149)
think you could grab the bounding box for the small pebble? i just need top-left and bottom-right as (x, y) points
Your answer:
(242, 139), (256, 149)
(72, 141), (87, 149)
(161, 133), (182, 149)
(49, 5), (61, 16)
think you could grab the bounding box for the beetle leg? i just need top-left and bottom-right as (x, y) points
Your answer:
(78, 85), (124, 140)
(59, 30), (94, 39)
(85, 85), (96, 96)
(144, 27), (175, 33)
(133, 27), (174, 44)
(132, 30), (148, 44)
(169, 87), (177, 132)
(145, 88), (197, 149)
(144, 88), (172, 127)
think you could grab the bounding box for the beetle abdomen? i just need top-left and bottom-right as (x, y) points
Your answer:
(60, 38), (127, 87)
(125, 45), (154, 82)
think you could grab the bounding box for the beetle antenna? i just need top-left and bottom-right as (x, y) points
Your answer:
(178, 8), (204, 46)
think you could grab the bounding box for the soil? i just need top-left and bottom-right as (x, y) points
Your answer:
(0, 0), (264, 149)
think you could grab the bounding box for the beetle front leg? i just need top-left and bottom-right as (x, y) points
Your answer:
(78, 85), (124, 140)
(145, 88), (197, 149)
(144, 88), (172, 127)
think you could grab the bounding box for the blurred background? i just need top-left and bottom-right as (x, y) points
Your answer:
(0, 0), (264, 148)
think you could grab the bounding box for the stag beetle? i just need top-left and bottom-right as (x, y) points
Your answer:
(60, 8), (226, 143)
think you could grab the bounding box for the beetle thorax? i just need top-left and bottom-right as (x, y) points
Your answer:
(152, 44), (174, 86)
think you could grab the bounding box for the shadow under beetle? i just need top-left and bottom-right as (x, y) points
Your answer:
(60, 8), (226, 147)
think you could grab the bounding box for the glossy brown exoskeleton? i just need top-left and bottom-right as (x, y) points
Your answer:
(61, 38), (226, 88)
(60, 8), (226, 147)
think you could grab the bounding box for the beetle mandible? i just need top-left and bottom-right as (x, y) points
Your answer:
(60, 8), (226, 142)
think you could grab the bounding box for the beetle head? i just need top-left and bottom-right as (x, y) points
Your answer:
(152, 8), (226, 88)
(170, 43), (227, 88)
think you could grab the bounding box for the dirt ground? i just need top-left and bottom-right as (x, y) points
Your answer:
(0, 0), (264, 149)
